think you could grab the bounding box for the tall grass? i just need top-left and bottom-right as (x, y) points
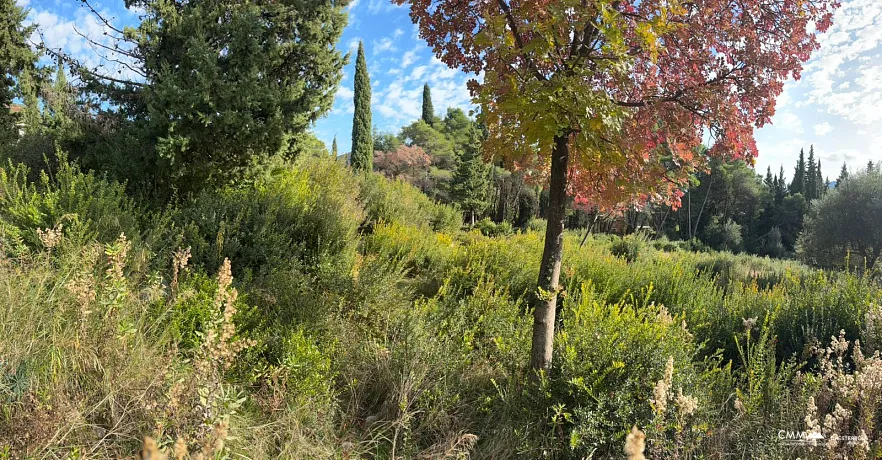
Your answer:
(2, 156), (881, 458)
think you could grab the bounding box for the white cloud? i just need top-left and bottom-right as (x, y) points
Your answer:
(393, 28), (404, 38)
(814, 122), (834, 136)
(372, 37), (396, 55)
(348, 0), (360, 10)
(347, 37), (363, 53)
(400, 49), (418, 68)
(332, 85), (355, 115)
(367, 0), (402, 14)
(772, 111), (804, 133)
(408, 65), (427, 82)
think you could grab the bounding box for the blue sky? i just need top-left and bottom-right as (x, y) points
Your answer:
(17, 0), (882, 180)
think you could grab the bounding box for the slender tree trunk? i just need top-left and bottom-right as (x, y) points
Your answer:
(530, 132), (570, 373)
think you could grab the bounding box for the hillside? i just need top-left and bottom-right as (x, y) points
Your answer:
(1, 157), (880, 458)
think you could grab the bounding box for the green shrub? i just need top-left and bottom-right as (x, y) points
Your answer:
(178, 157), (362, 279)
(609, 236), (643, 262)
(526, 217), (547, 233)
(359, 173), (460, 233)
(474, 218), (514, 237)
(0, 159), (142, 251)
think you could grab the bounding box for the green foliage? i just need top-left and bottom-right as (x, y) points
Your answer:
(704, 216), (743, 253)
(5, 150), (882, 458)
(359, 172), (461, 233)
(609, 235), (644, 262)
(81, 0), (348, 196)
(548, 288), (713, 458)
(0, 0), (36, 146)
(373, 130), (401, 153)
(450, 127), (490, 223)
(0, 158), (142, 251)
(350, 42), (373, 172)
(798, 168), (882, 270)
(421, 83), (435, 125)
(178, 158), (362, 279)
(399, 120), (455, 169)
(475, 217), (514, 237)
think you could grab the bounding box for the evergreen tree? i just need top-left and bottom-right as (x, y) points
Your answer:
(421, 83), (435, 126)
(78, 0), (348, 195)
(451, 126), (489, 225)
(868, 160), (875, 174)
(791, 148), (805, 195)
(350, 41), (373, 172)
(776, 166), (787, 204)
(0, 0), (36, 145)
(764, 166), (774, 189)
(816, 159), (824, 197)
(331, 136), (338, 157)
(806, 146), (817, 200)
(836, 162), (848, 187)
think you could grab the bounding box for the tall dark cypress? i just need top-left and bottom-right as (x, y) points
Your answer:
(791, 148), (805, 195)
(806, 146), (817, 200)
(331, 136), (338, 157)
(836, 162), (848, 187)
(350, 41), (373, 172)
(422, 83), (434, 125)
(777, 166), (787, 203)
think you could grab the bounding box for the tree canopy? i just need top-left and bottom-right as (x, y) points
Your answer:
(799, 168), (882, 270)
(69, 0), (348, 196)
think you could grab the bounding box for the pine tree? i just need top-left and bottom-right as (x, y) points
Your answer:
(836, 162), (848, 187)
(350, 41), (373, 172)
(805, 146), (816, 200)
(791, 148), (805, 195)
(451, 126), (489, 225)
(421, 83), (435, 126)
(764, 166), (774, 188)
(815, 159), (824, 197)
(331, 136), (338, 157)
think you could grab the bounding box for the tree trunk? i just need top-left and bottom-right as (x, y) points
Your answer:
(530, 132), (570, 373)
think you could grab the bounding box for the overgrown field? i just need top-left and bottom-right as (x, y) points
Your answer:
(1, 157), (881, 459)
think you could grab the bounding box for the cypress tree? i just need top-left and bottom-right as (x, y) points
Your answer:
(421, 83), (435, 125)
(836, 162), (848, 187)
(806, 146), (817, 200)
(776, 166), (787, 203)
(350, 41), (373, 172)
(791, 148), (805, 195)
(331, 136), (338, 157)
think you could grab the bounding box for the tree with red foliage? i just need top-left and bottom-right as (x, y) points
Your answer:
(396, 0), (837, 373)
(375, 144), (433, 180)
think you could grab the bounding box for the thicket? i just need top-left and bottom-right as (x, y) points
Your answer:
(2, 155), (881, 459)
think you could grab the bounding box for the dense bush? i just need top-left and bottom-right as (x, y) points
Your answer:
(359, 172), (461, 234)
(0, 159), (143, 253)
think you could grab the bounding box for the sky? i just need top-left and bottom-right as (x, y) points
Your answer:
(16, 0), (882, 180)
